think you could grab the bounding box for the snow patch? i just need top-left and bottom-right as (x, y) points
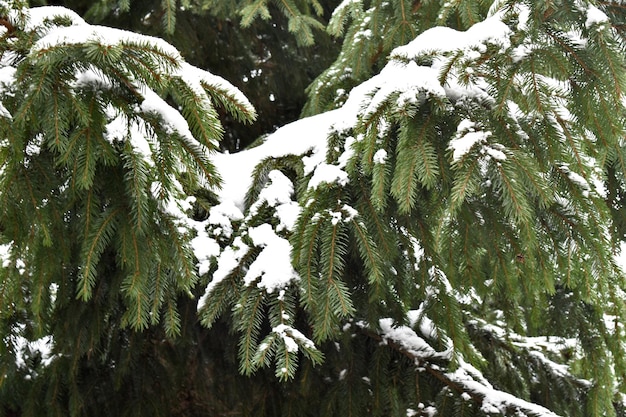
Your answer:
(197, 237), (249, 309)
(391, 13), (511, 60)
(373, 148), (387, 164)
(449, 119), (492, 162)
(308, 163), (349, 189)
(273, 324), (315, 353)
(245, 224), (299, 293)
(585, 5), (609, 29)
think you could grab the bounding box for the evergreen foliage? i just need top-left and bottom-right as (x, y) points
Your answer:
(1, 0), (626, 416)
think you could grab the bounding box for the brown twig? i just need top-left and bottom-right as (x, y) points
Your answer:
(0, 17), (15, 36)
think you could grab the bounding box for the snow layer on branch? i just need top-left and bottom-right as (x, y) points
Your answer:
(251, 170), (301, 232)
(585, 5), (609, 28)
(449, 119), (492, 162)
(201, 8), (519, 314)
(140, 87), (196, 143)
(212, 110), (337, 209)
(208, 2), (520, 205)
(272, 324), (315, 353)
(178, 62), (255, 118)
(31, 19), (182, 64)
(447, 361), (560, 416)
(362, 61), (446, 117)
(391, 12), (511, 60)
(197, 237), (249, 309)
(307, 163), (349, 189)
(197, 9), (626, 405)
(23, 6), (85, 31)
(378, 318), (448, 360)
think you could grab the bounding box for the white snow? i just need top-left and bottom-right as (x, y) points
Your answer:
(274, 202), (301, 232)
(378, 318), (445, 360)
(191, 233), (220, 276)
(211, 110), (336, 210)
(197, 236), (249, 309)
(258, 170), (294, 205)
(307, 163), (349, 189)
(363, 62), (446, 117)
(10, 324), (55, 369)
(585, 5), (609, 29)
(272, 324), (315, 353)
(244, 224), (299, 293)
(391, 12), (511, 60)
(449, 120), (492, 162)
(373, 148), (387, 164)
(0, 66), (15, 118)
(24, 6), (85, 31)
(0, 66), (15, 85)
(207, 200), (244, 238)
(32, 23), (183, 65)
(3, 6), (625, 410)
(0, 242), (11, 268)
(72, 67), (113, 90)
(446, 362), (560, 416)
(105, 110), (155, 162)
(140, 87), (196, 143)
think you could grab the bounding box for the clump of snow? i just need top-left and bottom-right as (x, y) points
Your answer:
(363, 62), (446, 118)
(207, 200), (244, 238)
(0, 242), (12, 268)
(24, 6), (85, 31)
(378, 318), (445, 360)
(585, 5), (609, 29)
(373, 149), (387, 164)
(191, 233), (220, 276)
(274, 202), (301, 232)
(391, 12), (511, 60)
(449, 119), (492, 162)
(10, 324), (55, 369)
(0, 66), (16, 88)
(325, 204), (359, 226)
(273, 324), (316, 353)
(244, 224), (299, 293)
(105, 110), (155, 162)
(337, 135), (356, 168)
(250, 170), (295, 215)
(308, 163), (349, 189)
(0, 66), (16, 118)
(558, 163), (603, 198)
(197, 237), (249, 309)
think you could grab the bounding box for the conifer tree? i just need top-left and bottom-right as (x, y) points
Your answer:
(1, 0), (626, 417)
(0, 1), (255, 415)
(198, 0), (626, 416)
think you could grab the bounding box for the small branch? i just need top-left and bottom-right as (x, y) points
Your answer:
(357, 323), (560, 416)
(0, 17), (16, 38)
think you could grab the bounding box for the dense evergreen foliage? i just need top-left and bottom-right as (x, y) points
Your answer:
(1, 0), (626, 416)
